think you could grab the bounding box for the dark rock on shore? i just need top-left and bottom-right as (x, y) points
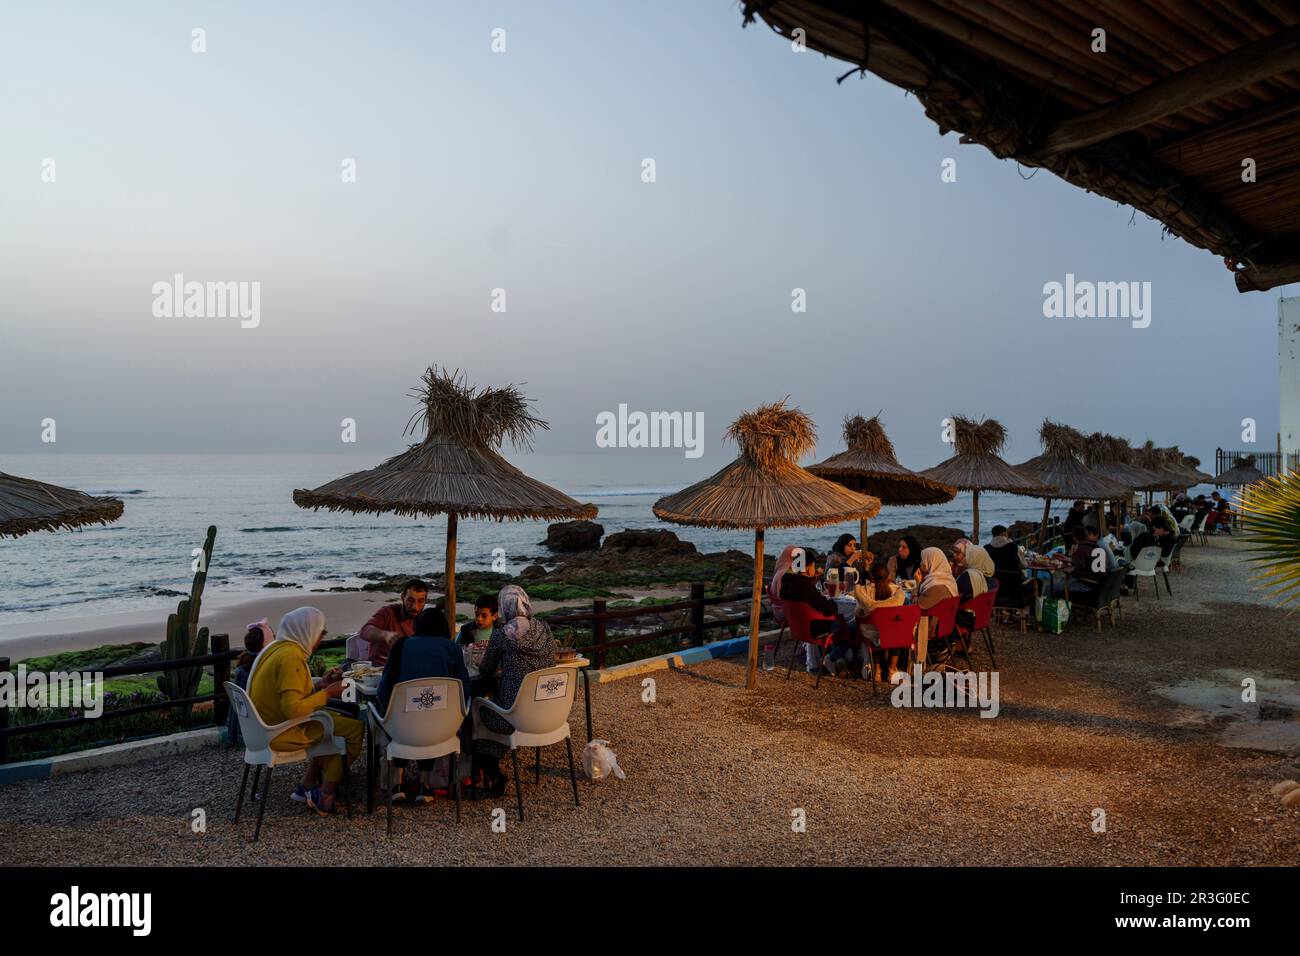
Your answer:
(541, 520), (604, 552)
(602, 529), (697, 555)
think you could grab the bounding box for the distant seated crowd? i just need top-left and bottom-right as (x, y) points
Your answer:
(769, 491), (1228, 682)
(228, 579), (557, 815)
(769, 532), (999, 683)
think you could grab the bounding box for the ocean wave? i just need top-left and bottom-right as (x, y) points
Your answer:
(93, 489), (148, 495)
(582, 488), (673, 498)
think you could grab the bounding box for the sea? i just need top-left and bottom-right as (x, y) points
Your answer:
(0, 452), (1079, 629)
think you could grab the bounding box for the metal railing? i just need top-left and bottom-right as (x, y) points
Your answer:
(1215, 448), (1299, 479)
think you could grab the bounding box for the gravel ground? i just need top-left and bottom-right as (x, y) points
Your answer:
(2, 534), (1298, 866)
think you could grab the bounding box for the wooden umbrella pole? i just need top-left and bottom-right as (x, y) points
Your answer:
(747, 527), (765, 691)
(444, 511), (458, 634)
(1038, 497), (1052, 549)
(860, 516), (869, 555)
(971, 489), (980, 542)
(1095, 500), (1105, 536)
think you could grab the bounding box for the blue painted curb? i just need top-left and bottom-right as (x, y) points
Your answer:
(0, 760), (53, 785)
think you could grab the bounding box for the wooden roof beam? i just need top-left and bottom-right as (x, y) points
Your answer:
(1036, 22), (1300, 155)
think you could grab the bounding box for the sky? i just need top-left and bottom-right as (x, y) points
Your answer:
(0, 0), (1290, 480)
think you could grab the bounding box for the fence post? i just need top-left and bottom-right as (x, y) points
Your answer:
(0, 657), (9, 764)
(592, 599), (607, 670)
(690, 583), (705, 646)
(210, 634), (231, 729)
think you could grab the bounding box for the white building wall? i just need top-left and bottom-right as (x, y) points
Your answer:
(1281, 297), (1300, 458)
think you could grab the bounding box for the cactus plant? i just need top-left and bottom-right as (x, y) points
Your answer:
(157, 526), (216, 714)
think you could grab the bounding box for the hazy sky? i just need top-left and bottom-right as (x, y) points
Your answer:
(1, 0), (1290, 475)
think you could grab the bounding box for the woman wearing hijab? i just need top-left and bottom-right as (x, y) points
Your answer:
(888, 535), (923, 581)
(914, 547), (959, 610)
(826, 533), (869, 579)
(247, 607), (363, 816)
(954, 543), (998, 600)
(375, 606), (471, 804)
(769, 545), (799, 611)
(474, 585), (558, 795)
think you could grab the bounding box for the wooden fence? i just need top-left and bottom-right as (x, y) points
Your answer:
(0, 583), (764, 763)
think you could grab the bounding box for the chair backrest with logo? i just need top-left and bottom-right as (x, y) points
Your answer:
(379, 677), (466, 747)
(867, 605), (922, 651)
(502, 666), (578, 736)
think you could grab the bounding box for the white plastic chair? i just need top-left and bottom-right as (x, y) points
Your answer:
(366, 677), (468, 833)
(472, 666), (580, 821)
(345, 633), (370, 664)
(225, 681), (351, 842)
(1192, 513), (1209, 545)
(1179, 514), (1194, 533)
(1127, 546), (1166, 600)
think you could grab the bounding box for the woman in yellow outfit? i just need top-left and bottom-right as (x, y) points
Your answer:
(248, 606), (363, 815)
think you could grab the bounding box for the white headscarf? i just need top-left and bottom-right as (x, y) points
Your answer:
(769, 545), (800, 602)
(498, 585), (533, 643)
(918, 547), (958, 598)
(247, 606), (326, 688)
(961, 545), (995, 596)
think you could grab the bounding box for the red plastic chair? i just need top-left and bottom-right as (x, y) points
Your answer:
(920, 594), (961, 668)
(779, 600), (839, 689)
(865, 604), (921, 696)
(957, 590), (997, 669)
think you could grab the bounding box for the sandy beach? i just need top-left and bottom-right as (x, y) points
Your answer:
(0, 586), (685, 663)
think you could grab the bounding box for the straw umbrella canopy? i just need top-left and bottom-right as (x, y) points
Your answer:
(808, 413), (955, 548)
(1083, 433), (1162, 491)
(0, 472), (124, 538)
(1015, 422), (1130, 544)
(653, 400), (880, 690)
(1214, 453), (1266, 486)
(294, 366), (597, 632)
(1181, 455), (1215, 486)
(1134, 440), (1192, 495)
(918, 416), (1053, 541)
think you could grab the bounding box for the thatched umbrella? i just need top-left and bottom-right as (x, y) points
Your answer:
(294, 366), (597, 631)
(1214, 453), (1266, 486)
(0, 473), (124, 538)
(653, 400), (880, 690)
(919, 416), (1053, 541)
(1181, 455), (1215, 486)
(808, 413), (956, 548)
(1082, 433), (1161, 528)
(1015, 422), (1130, 544)
(1083, 433), (1161, 491)
(1134, 440), (1193, 496)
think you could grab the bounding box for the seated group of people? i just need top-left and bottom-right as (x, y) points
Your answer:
(230, 579), (559, 816)
(1172, 491), (1235, 533)
(770, 532), (999, 684)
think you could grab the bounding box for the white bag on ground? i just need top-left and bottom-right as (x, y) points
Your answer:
(582, 739), (626, 781)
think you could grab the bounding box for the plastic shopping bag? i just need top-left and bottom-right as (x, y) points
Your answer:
(582, 739), (626, 781)
(1036, 597), (1070, 634)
